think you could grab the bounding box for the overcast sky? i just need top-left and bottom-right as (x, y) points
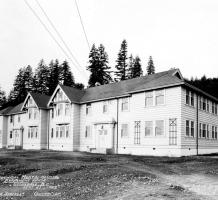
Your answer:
(1, 0), (218, 95)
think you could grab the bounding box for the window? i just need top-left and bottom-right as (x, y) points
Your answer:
(202, 98), (206, 111)
(86, 103), (91, 115)
(60, 126), (64, 138)
(169, 118), (177, 145)
(191, 121), (194, 137)
(103, 102), (108, 113)
(51, 128), (54, 138)
(57, 104), (63, 116)
(215, 104), (217, 115)
(10, 131), (12, 139)
(35, 127), (38, 138)
(29, 98), (33, 105)
(121, 124), (128, 137)
(199, 123), (202, 138)
(58, 90), (63, 101)
(186, 120), (189, 136)
(191, 92), (194, 106)
(31, 128), (34, 138)
(18, 115), (20, 123)
(202, 124), (206, 138)
(28, 128), (30, 138)
(121, 98), (129, 111)
(186, 90), (190, 105)
(85, 126), (91, 138)
(145, 121), (153, 137)
(34, 109), (38, 120)
(66, 126), (69, 138)
(155, 120), (164, 136)
(10, 116), (13, 123)
(155, 90), (164, 105)
(65, 103), (70, 116)
(51, 109), (54, 118)
(212, 102), (215, 114)
(29, 109), (32, 119)
(145, 92), (153, 107)
(134, 121), (140, 144)
(207, 124), (209, 138)
(206, 100), (209, 112)
(215, 126), (218, 139)
(56, 127), (59, 138)
(199, 97), (202, 110)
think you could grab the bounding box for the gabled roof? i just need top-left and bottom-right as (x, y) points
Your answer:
(29, 92), (50, 109)
(22, 92), (51, 110)
(80, 69), (184, 103)
(0, 106), (13, 116)
(7, 102), (24, 115)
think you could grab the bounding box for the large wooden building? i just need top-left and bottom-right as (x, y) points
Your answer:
(1, 69), (218, 156)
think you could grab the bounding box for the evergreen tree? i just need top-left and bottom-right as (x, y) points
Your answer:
(48, 59), (60, 95)
(146, 56), (155, 75)
(33, 59), (50, 94)
(60, 60), (75, 87)
(0, 86), (6, 108)
(87, 44), (112, 87)
(74, 83), (85, 90)
(129, 56), (143, 78)
(114, 39), (128, 81)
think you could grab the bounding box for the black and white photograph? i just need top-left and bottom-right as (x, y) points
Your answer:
(0, 0), (218, 199)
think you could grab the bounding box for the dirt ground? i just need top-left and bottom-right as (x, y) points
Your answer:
(0, 150), (218, 200)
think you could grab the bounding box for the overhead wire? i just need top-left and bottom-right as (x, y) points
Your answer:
(74, 0), (91, 51)
(23, 0), (88, 80)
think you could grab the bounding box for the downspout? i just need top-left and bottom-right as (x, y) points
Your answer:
(47, 109), (50, 150)
(196, 95), (199, 155)
(116, 98), (119, 154)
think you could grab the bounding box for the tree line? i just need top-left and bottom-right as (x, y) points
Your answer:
(0, 39), (156, 108)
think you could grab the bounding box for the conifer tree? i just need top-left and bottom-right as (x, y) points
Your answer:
(129, 56), (143, 78)
(146, 56), (155, 75)
(87, 44), (112, 87)
(0, 86), (6, 108)
(60, 60), (75, 87)
(114, 39), (128, 81)
(33, 59), (50, 94)
(48, 59), (60, 95)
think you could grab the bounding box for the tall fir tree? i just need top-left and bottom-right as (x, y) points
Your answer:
(48, 59), (60, 95)
(146, 56), (155, 75)
(127, 54), (135, 78)
(87, 44), (112, 87)
(33, 59), (50, 94)
(129, 56), (143, 78)
(0, 86), (6, 108)
(114, 39), (128, 81)
(60, 60), (75, 87)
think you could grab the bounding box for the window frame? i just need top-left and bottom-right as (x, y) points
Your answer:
(121, 123), (129, 138)
(121, 98), (129, 111)
(145, 91), (153, 107)
(155, 120), (165, 136)
(155, 89), (165, 106)
(144, 121), (153, 137)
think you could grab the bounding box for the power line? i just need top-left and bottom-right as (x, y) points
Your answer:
(23, 0), (88, 80)
(35, 0), (82, 69)
(74, 0), (91, 51)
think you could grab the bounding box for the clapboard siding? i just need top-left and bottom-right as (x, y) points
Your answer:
(181, 87), (218, 155)
(0, 116), (8, 148)
(80, 86), (182, 156)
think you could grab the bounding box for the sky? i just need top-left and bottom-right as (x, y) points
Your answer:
(1, 0), (218, 95)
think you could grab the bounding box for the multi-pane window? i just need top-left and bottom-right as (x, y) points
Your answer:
(145, 92), (153, 107)
(10, 131), (13, 139)
(57, 104), (63, 116)
(207, 124), (210, 138)
(10, 115), (13, 123)
(29, 109), (32, 119)
(199, 97), (202, 110)
(134, 121), (141, 144)
(206, 100), (209, 112)
(169, 118), (177, 145)
(86, 103), (91, 115)
(35, 127), (38, 138)
(60, 126), (64, 138)
(199, 123), (202, 138)
(56, 127), (59, 138)
(186, 120), (189, 136)
(65, 103), (70, 116)
(202, 98), (206, 111)
(121, 124), (128, 137)
(28, 129), (30, 138)
(155, 90), (164, 105)
(191, 92), (194, 106)
(34, 109), (38, 120)
(66, 126), (69, 138)
(27, 127), (38, 139)
(51, 128), (54, 138)
(202, 124), (206, 138)
(103, 102), (108, 113)
(121, 98), (129, 111)
(155, 120), (164, 136)
(191, 121), (194, 137)
(212, 102), (217, 114)
(186, 90), (190, 105)
(145, 121), (153, 137)
(18, 115), (20, 123)
(215, 126), (218, 139)
(31, 128), (34, 138)
(85, 126), (91, 138)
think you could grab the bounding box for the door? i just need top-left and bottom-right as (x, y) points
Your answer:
(14, 130), (21, 146)
(96, 125), (112, 149)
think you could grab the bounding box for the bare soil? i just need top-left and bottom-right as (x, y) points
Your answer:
(0, 150), (218, 200)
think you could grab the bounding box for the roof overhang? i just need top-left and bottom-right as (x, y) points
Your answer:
(21, 93), (39, 111)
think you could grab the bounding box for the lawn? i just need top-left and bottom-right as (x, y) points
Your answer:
(0, 150), (218, 200)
